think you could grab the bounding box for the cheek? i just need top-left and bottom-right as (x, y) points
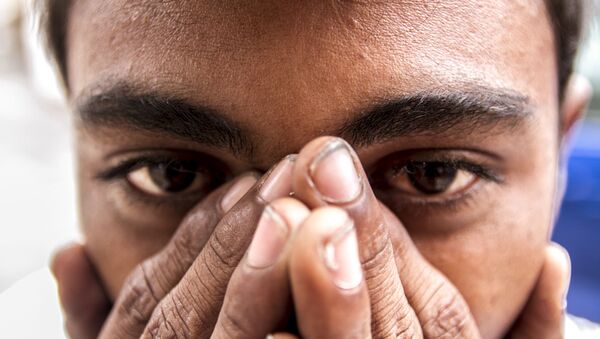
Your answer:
(75, 133), (187, 299)
(78, 168), (175, 300)
(412, 180), (556, 337)
(79, 187), (173, 300)
(413, 221), (547, 338)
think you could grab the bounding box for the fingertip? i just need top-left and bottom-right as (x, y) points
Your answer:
(50, 242), (111, 335)
(269, 333), (300, 339)
(547, 243), (571, 273)
(220, 172), (260, 213)
(509, 243), (572, 337)
(302, 206), (351, 236)
(292, 136), (359, 208)
(293, 206), (362, 291)
(50, 242), (86, 280)
(288, 206), (371, 338)
(547, 242), (572, 303)
(268, 197), (311, 231)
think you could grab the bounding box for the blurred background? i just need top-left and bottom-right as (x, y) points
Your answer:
(0, 0), (598, 323)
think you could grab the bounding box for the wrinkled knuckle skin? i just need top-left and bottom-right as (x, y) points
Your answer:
(171, 210), (218, 266)
(421, 289), (471, 339)
(143, 301), (194, 339)
(116, 265), (162, 329)
(392, 304), (421, 339)
(171, 234), (203, 270)
(208, 221), (244, 271)
(362, 242), (414, 338)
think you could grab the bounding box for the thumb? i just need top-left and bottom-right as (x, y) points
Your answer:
(51, 243), (111, 339)
(508, 242), (571, 339)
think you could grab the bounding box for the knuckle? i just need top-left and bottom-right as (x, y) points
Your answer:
(371, 292), (419, 339)
(420, 284), (471, 338)
(359, 223), (391, 270)
(170, 234), (202, 270)
(176, 277), (218, 327)
(361, 237), (395, 288)
(144, 297), (194, 339)
(116, 265), (161, 328)
(207, 224), (243, 270)
(393, 302), (421, 339)
(170, 211), (218, 266)
(145, 278), (222, 338)
(189, 251), (229, 305)
(394, 321), (420, 339)
(363, 244), (419, 339)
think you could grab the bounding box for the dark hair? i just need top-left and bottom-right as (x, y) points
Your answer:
(39, 0), (586, 100)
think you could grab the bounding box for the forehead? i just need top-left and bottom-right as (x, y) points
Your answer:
(67, 0), (557, 154)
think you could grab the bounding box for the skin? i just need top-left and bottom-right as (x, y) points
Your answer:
(50, 0), (592, 338)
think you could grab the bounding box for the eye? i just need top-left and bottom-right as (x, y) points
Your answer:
(126, 160), (212, 196)
(386, 161), (479, 197)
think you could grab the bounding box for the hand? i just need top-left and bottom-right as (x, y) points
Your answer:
(211, 136), (571, 339)
(289, 137), (481, 338)
(52, 156), (296, 338)
(54, 137), (571, 338)
(210, 136), (480, 338)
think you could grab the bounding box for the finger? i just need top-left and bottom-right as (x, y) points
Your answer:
(100, 173), (259, 338)
(143, 156), (295, 338)
(211, 198), (310, 339)
(51, 243), (111, 339)
(508, 243), (570, 339)
(292, 136), (421, 337)
(270, 334), (299, 339)
(289, 207), (371, 339)
(380, 204), (481, 338)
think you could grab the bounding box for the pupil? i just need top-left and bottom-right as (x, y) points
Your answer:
(149, 161), (197, 192)
(406, 162), (457, 194)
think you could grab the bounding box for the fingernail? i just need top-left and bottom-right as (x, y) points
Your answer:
(258, 155), (296, 202)
(309, 139), (362, 204)
(220, 175), (258, 212)
(323, 218), (362, 290)
(247, 205), (289, 268)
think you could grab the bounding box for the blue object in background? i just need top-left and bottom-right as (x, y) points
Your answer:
(553, 120), (600, 322)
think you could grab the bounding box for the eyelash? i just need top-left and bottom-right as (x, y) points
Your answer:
(96, 154), (225, 208)
(371, 155), (504, 212)
(390, 159), (501, 183)
(97, 156), (201, 180)
(97, 151), (501, 214)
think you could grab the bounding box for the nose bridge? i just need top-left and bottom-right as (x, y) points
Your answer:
(245, 113), (337, 170)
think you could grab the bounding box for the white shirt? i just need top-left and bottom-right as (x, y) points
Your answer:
(0, 269), (598, 338)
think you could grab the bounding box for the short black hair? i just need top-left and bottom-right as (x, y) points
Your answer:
(39, 0), (586, 100)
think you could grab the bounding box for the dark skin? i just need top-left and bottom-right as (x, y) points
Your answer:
(50, 0), (592, 338)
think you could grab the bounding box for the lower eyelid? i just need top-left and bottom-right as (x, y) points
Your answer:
(376, 176), (489, 212)
(119, 177), (209, 210)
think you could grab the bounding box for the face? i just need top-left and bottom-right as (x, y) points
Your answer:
(66, 0), (564, 337)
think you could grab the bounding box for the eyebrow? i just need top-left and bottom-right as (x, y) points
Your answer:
(76, 84), (252, 156)
(76, 83), (533, 155)
(337, 87), (534, 147)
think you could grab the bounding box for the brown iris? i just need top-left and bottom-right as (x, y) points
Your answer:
(404, 162), (458, 195)
(147, 161), (199, 193)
